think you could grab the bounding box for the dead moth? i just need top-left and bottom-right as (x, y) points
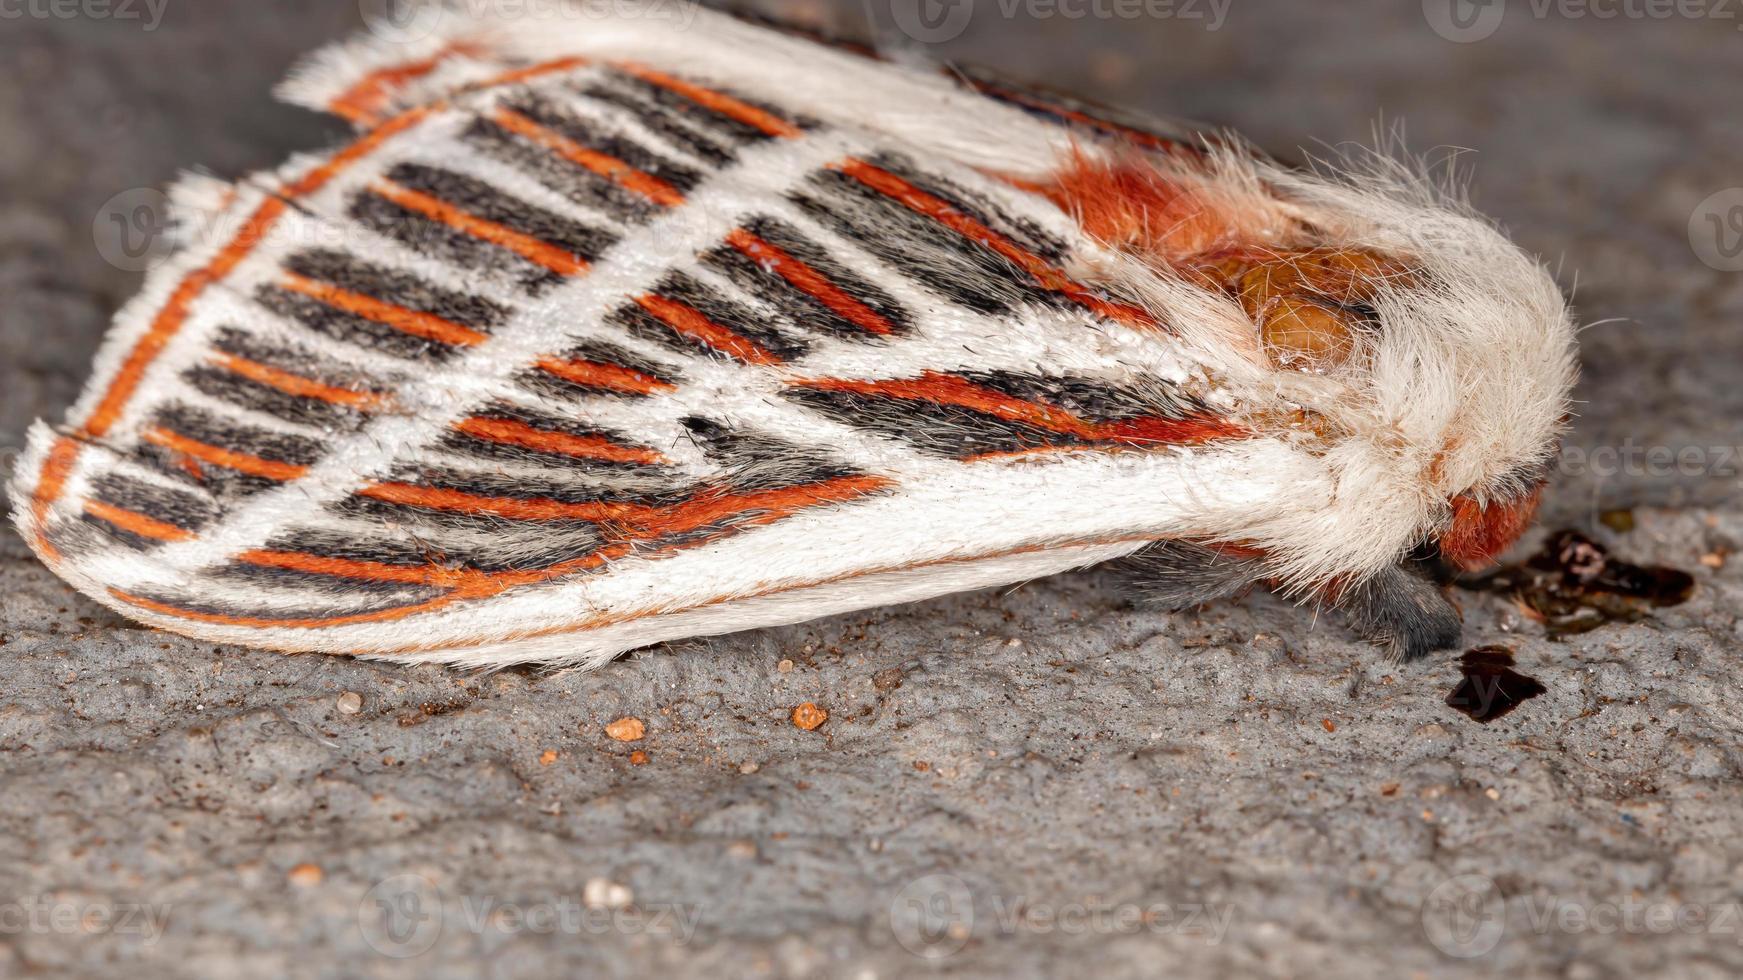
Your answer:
(8, 3), (1576, 668)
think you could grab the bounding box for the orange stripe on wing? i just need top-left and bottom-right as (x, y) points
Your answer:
(114, 474), (892, 631)
(236, 549), (495, 590)
(832, 159), (1159, 330)
(615, 62), (804, 139)
(24, 59), (587, 550)
(633, 293), (781, 366)
(491, 107), (686, 208)
(794, 372), (1244, 446)
(84, 199), (289, 440)
(211, 352), (387, 410)
(452, 416), (668, 465)
(83, 500), (198, 543)
(725, 228), (896, 336)
(279, 272), (489, 348)
(370, 179), (590, 276)
(359, 482), (656, 523)
(28, 436), (82, 561)
(142, 428), (310, 482)
(534, 356), (675, 395)
(328, 43), (482, 127)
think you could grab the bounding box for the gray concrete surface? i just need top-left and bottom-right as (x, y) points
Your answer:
(3, 1), (1743, 976)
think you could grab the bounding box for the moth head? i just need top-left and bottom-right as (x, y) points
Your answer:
(1257, 157), (1578, 572)
(1037, 141), (1577, 581)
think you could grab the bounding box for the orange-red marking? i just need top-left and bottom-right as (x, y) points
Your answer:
(279, 273), (489, 348)
(83, 500), (197, 543)
(371, 179), (591, 276)
(359, 482), (652, 524)
(452, 416), (668, 465)
(236, 549), (494, 591)
(23, 57), (604, 554)
(795, 372), (1244, 446)
(491, 107), (686, 208)
(615, 62), (804, 139)
(114, 475), (893, 628)
(327, 43), (482, 127)
(633, 293), (782, 365)
(726, 228), (896, 336)
(142, 428), (309, 482)
(211, 352), (386, 410)
(534, 356), (675, 395)
(833, 159), (1158, 329)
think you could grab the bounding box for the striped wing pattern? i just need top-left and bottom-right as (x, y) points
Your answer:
(17, 39), (1246, 660)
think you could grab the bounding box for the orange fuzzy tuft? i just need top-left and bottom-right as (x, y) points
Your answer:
(1441, 488), (1544, 570)
(1031, 150), (1238, 262)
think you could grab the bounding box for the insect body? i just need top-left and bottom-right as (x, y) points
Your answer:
(9, 4), (1576, 667)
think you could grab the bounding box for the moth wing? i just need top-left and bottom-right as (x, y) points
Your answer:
(10, 7), (1264, 667)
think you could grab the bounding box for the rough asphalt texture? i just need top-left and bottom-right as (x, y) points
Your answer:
(3, 1), (1741, 976)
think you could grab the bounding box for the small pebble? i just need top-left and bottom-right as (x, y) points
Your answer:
(287, 863), (323, 887)
(1320, 718), (1336, 733)
(777, 659), (795, 674)
(336, 692), (363, 714)
(605, 717), (646, 742)
(791, 702), (828, 731)
(629, 750), (648, 765)
(539, 749), (558, 766)
(583, 877), (633, 910)
(739, 761), (761, 774)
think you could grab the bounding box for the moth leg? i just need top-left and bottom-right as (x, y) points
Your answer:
(1123, 540), (1263, 610)
(1339, 563), (1463, 662)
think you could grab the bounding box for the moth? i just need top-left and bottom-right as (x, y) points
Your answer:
(8, 3), (1577, 668)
